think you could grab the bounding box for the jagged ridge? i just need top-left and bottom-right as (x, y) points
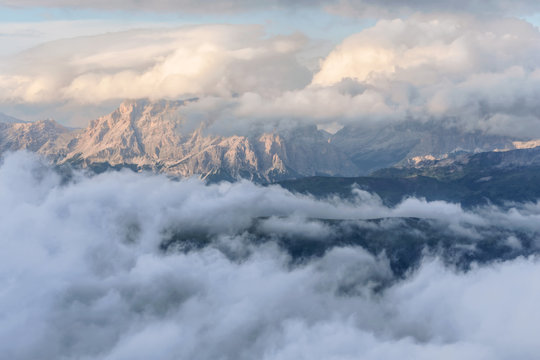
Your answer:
(0, 99), (536, 182)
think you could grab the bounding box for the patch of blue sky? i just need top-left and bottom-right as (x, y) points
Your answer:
(0, 5), (373, 42)
(522, 14), (540, 28)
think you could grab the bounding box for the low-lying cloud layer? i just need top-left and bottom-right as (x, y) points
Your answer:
(2, 151), (540, 359)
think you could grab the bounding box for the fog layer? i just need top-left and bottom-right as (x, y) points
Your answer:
(1, 151), (540, 360)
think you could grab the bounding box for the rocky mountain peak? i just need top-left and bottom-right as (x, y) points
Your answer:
(0, 118), (72, 157)
(56, 99), (359, 181)
(116, 98), (194, 117)
(2, 99), (532, 182)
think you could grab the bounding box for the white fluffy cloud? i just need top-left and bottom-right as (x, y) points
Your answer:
(305, 15), (540, 135)
(313, 16), (540, 86)
(201, 15), (540, 137)
(3, 16), (540, 137)
(0, 25), (310, 104)
(2, 151), (540, 359)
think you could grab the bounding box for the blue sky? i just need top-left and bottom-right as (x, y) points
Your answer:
(1, 2), (539, 58)
(0, 5), (374, 56)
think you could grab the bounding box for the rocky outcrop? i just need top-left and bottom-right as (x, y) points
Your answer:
(0, 119), (74, 160)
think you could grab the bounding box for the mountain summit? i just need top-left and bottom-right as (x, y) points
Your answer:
(0, 100), (358, 181)
(0, 99), (535, 182)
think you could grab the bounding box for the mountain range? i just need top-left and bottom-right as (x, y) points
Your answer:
(280, 146), (540, 207)
(0, 98), (538, 182)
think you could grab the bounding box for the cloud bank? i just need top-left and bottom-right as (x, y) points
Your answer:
(2, 151), (540, 359)
(0, 25), (310, 104)
(174, 16), (540, 137)
(3, 16), (540, 137)
(308, 15), (540, 136)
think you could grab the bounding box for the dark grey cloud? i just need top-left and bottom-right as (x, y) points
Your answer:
(2, 151), (540, 359)
(0, 0), (322, 13)
(328, 0), (540, 17)
(2, 0), (540, 16)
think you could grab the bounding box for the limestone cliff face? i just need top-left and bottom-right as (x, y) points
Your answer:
(0, 119), (74, 160)
(0, 99), (356, 181)
(64, 99), (189, 167)
(60, 99), (359, 181)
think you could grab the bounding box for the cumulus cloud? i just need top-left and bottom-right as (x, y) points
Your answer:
(313, 16), (540, 86)
(2, 151), (540, 359)
(311, 15), (540, 132)
(0, 24), (310, 104)
(3, 15), (540, 137)
(177, 15), (540, 138)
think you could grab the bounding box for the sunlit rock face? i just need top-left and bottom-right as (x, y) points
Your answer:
(0, 119), (74, 160)
(0, 100), (359, 182)
(0, 98), (535, 181)
(63, 99), (360, 181)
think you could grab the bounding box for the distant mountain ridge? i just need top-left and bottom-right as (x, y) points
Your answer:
(0, 99), (536, 182)
(330, 121), (517, 173)
(0, 112), (26, 124)
(0, 119), (73, 159)
(280, 146), (540, 207)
